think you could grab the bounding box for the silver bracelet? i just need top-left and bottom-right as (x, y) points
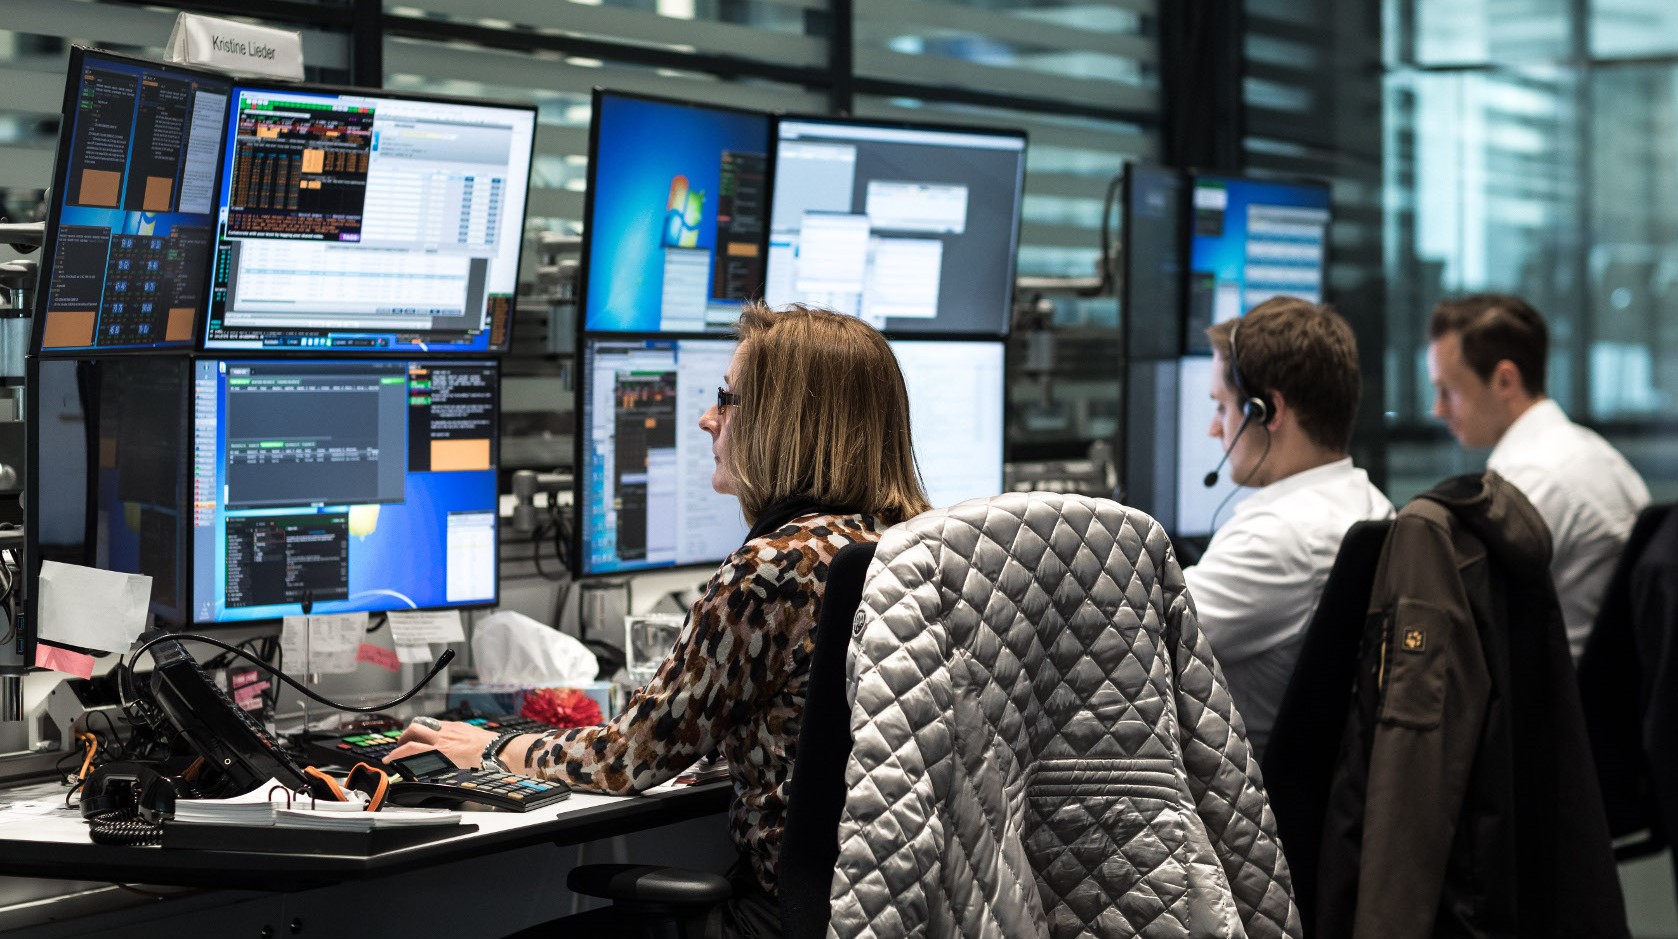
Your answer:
(480, 731), (523, 773)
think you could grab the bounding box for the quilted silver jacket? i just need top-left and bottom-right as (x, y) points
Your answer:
(828, 493), (1302, 939)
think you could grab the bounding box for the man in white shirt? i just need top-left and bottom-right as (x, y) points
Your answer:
(1184, 297), (1395, 755)
(1427, 293), (1651, 660)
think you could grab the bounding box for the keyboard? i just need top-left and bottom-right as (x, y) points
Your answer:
(297, 715), (557, 768)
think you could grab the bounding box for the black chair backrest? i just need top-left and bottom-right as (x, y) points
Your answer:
(778, 540), (876, 939)
(1577, 503), (1676, 856)
(1260, 518), (1392, 929)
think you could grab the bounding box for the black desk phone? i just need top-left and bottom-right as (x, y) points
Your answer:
(145, 640), (568, 813)
(146, 637), (316, 797)
(386, 749), (571, 812)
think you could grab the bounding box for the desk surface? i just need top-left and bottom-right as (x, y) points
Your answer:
(0, 781), (730, 890)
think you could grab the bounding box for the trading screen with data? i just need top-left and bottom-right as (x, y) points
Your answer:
(1185, 174), (1330, 354)
(577, 337), (1005, 576)
(35, 48), (231, 353)
(191, 358), (500, 623)
(201, 86), (535, 353)
(764, 118), (1025, 337)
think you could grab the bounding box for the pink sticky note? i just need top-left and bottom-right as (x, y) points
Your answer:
(357, 643), (400, 672)
(35, 643), (95, 680)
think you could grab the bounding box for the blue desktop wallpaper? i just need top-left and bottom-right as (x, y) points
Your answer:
(583, 95), (769, 332)
(200, 472), (498, 624)
(1189, 175), (1330, 305)
(193, 362), (499, 623)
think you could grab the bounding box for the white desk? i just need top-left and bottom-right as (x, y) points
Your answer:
(0, 780), (734, 938)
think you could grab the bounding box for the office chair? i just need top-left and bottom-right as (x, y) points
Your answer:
(1577, 503), (1677, 862)
(565, 541), (879, 939)
(775, 541), (875, 939)
(1258, 518), (1391, 929)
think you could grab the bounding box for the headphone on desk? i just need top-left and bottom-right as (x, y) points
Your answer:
(1204, 319), (1275, 488)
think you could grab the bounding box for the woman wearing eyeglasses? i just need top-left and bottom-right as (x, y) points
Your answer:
(389, 302), (929, 938)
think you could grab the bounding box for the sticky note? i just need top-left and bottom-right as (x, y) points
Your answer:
(35, 643), (95, 680)
(356, 643), (400, 673)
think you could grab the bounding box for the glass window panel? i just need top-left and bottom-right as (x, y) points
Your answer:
(388, 0), (824, 65)
(855, 0), (1155, 112)
(1588, 63), (1678, 420)
(1383, 66), (1584, 421)
(1410, 0), (1572, 66)
(1592, 0), (1678, 60)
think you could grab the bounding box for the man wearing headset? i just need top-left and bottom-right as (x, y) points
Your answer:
(1183, 296), (1394, 756)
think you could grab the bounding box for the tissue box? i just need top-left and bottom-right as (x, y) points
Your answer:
(448, 680), (618, 724)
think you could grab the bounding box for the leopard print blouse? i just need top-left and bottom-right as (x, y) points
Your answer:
(525, 511), (884, 895)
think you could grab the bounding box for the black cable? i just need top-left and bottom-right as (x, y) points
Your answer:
(551, 501), (574, 572)
(1209, 428), (1274, 531)
(122, 633), (454, 715)
(92, 710), (129, 762)
(532, 524), (561, 580)
(1097, 170), (1124, 295)
(87, 810), (163, 847)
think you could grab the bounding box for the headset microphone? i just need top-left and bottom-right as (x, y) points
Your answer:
(1203, 409), (1256, 488)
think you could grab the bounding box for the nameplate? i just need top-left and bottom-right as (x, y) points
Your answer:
(165, 12), (305, 81)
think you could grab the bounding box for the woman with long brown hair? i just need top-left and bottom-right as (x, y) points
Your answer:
(388, 302), (930, 937)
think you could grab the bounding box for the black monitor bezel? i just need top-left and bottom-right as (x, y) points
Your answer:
(24, 354), (197, 638)
(577, 87), (776, 339)
(198, 78), (539, 356)
(766, 111), (1029, 341)
(31, 45), (236, 359)
(1118, 161), (1187, 361)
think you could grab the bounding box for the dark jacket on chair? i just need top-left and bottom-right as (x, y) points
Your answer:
(1578, 505), (1678, 868)
(1316, 471), (1627, 939)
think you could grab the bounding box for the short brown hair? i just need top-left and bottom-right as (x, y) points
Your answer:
(1428, 293), (1547, 396)
(726, 302), (932, 526)
(1206, 297), (1362, 451)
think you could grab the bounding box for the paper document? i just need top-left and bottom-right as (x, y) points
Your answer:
(396, 644), (436, 665)
(36, 561), (151, 654)
(387, 609), (466, 645)
(281, 613), (367, 675)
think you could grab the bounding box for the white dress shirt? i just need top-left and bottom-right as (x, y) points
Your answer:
(1487, 398), (1651, 660)
(1183, 457), (1395, 754)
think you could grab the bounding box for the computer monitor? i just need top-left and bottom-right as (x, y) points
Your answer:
(579, 91), (772, 334)
(765, 116), (1026, 337)
(1185, 173), (1330, 354)
(577, 338), (746, 576)
(27, 357), (195, 626)
(201, 83), (536, 353)
(575, 336), (1006, 577)
(1121, 162), (1186, 359)
(34, 47), (233, 354)
(190, 358), (500, 623)
(891, 340), (1006, 510)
